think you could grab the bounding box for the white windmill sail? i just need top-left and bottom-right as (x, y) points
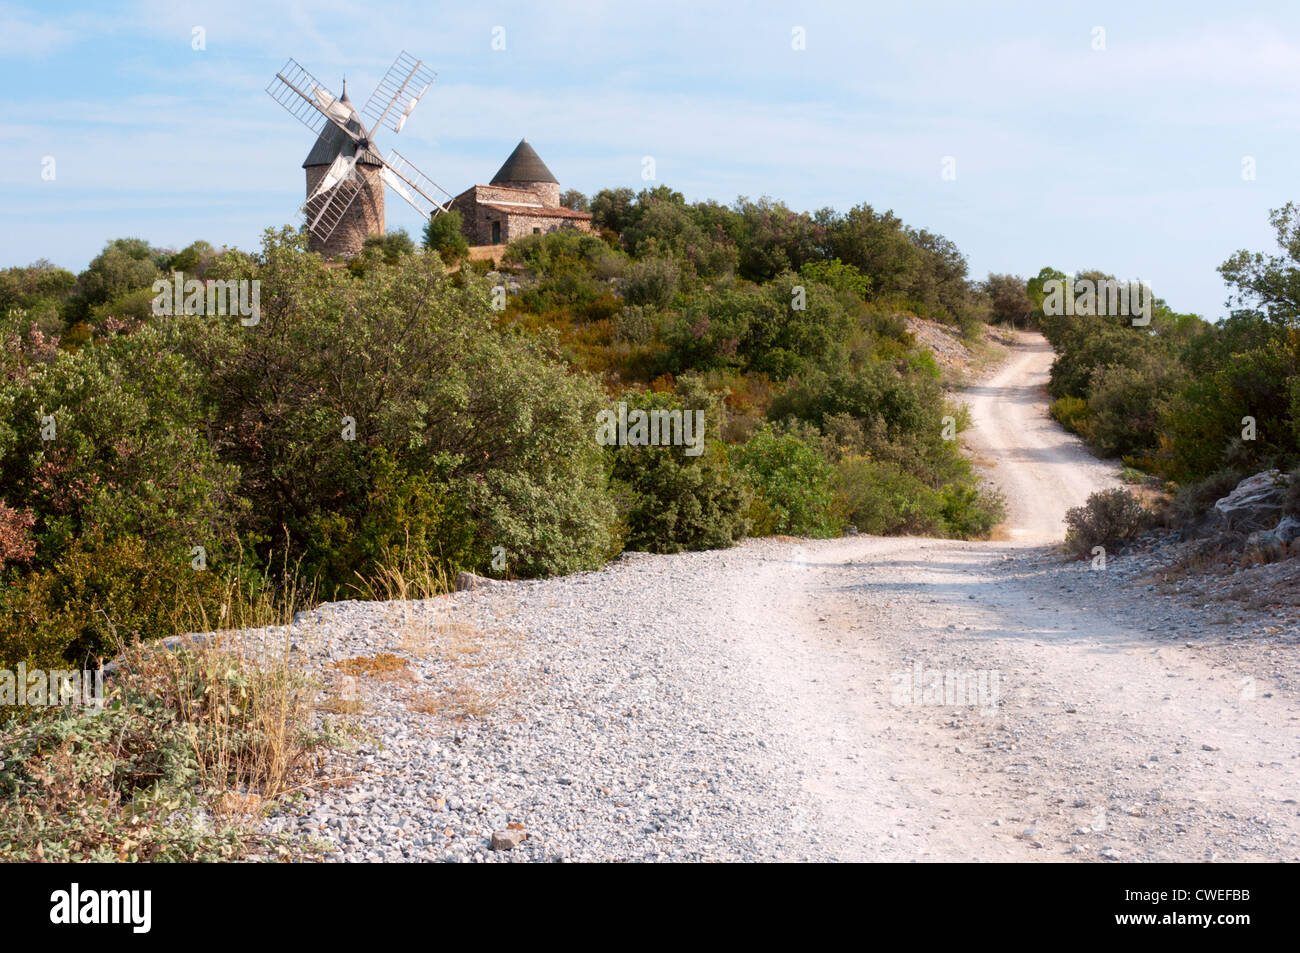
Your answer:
(307, 152), (357, 202)
(379, 165), (416, 205)
(312, 86), (355, 123)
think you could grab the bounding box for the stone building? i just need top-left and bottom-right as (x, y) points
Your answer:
(302, 84), (384, 259)
(450, 139), (592, 246)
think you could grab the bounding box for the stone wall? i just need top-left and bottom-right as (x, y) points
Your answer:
(304, 164), (385, 259)
(494, 180), (560, 208)
(451, 184), (592, 245)
(450, 188), (499, 245)
(475, 184), (546, 207)
(503, 213), (591, 242)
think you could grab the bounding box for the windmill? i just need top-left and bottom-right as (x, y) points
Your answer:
(266, 51), (453, 258)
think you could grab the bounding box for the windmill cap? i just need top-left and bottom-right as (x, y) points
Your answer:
(490, 139), (558, 184)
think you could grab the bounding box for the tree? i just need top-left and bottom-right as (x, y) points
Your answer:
(560, 189), (589, 212)
(178, 229), (617, 581)
(362, 228), (417, 265)
(1219, 201), (1300, 325)
(66, 238), (160, 324)
(983, 273), (1034, 326)
(590, 188), (636, 235)
(422, 210), (469, 262)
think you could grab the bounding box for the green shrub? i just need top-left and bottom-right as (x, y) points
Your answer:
(732, 425), (840, 537)
(1085, 351), (1180, 458)
(1171, 468), (1247, 526)
(178, 232), (617, 581)
(612, 304), (657, 345)
(0, 321), (245, 569)
(0, 640), (323, 862)
(422, 210), (470, 263)
(0, 533), (230, 669)
(608, 389), (750, 553)
(1050, 395), (1092, 438)
(937, 482), (1004, 538)
(299, 451), (478, 595)
(624, 257), (679, 309)
(833, 456), (1002, 538)
(1064, 488), (1153, 558)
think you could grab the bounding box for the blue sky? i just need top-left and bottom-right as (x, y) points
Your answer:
(4, 0), (1299, 319)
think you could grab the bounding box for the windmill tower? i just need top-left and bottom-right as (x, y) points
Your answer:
(267, 52), (454, 259)
(300, 81), (384, 257)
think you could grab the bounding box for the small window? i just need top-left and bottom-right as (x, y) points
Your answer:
(533, 227), (541, 235)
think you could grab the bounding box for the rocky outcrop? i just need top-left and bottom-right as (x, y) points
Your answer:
(1245, 515), (1300, 563)
(1213, 470), (1289, 533)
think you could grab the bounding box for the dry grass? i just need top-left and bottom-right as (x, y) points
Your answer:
(331, 653), (410, 679)
(350, 546), (452, 604)
(0, 631), (330, 861)
(396, 614), (487, 667)
(407, 684), (509, 720)
(119, 635), (319, 804)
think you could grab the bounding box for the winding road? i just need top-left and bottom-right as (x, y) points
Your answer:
(285, 331), (1300, 862)
(720, 331), (1300, 860)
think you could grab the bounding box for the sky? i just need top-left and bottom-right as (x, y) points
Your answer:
(4, 0), (1300, 320)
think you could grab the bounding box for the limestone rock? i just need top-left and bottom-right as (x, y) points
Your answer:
(454, 571), (499, 592)
(1245, 515), (1300, 563)
(490, 829), (525, 850)
(1213, 470), (1288, 532)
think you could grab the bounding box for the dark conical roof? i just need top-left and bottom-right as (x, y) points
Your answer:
(490, 139), (558, 184)
(302, 85), (382, 168)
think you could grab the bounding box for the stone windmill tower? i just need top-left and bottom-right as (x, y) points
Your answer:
(301, 83), (384, 257)
(267, 52), (455, 259)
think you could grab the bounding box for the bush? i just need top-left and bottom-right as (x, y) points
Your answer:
(607, 388), (750, 553)
(422, 210), (469, 263)
(833, 457), (1002, 538)
(1085, 352), (1179, 458)
(298, 451), (478, 594)
(64, 238), (160, 324)
(0, 638), (323, 861)
(1064, 488), (1153, 558)
(0, 323), (245, 566)
(1050, 395), (1093, 438)
(0, 533), (231, 669)
(1171, 468), (1247, 527)
(624, 257), (679, 309)
(612, 304), (657, 345)
(732, 425), (840, 537)
(178, 232), (618, 582)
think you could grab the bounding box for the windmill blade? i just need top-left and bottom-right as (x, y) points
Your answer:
(312, 86), (356, 125)
(267, 58), (362, 143)
(300, 170), (364, 244)
(360, 51), (435, 138)
(306, 152), (358, 203)
(379, 149), (454, 218)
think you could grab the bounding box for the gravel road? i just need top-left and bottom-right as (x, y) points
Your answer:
(264, 331), (1300, 862)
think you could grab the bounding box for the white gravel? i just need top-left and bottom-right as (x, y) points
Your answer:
(247, 331), (1300, 862)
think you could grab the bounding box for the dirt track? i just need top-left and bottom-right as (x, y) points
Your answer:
(961, 331), (1120, 542)
(723, 331), (1300, 860)
(281, 331), (1300, 862)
